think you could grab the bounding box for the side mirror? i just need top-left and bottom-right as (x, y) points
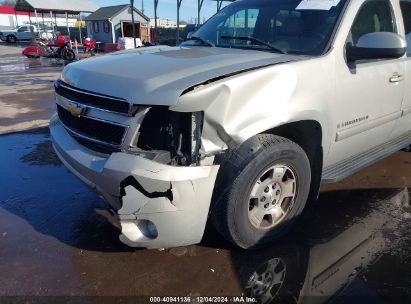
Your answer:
(346, 32), (406, 62)
(186, 31), (195, 39)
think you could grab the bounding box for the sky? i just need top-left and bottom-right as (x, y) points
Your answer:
(91, 0), (227, 23)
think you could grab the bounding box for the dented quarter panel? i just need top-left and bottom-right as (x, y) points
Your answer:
(171, 55), (336, 166)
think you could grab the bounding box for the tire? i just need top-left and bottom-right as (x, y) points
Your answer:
(6, 35), (16, 43)
(211, 134), (311, 249)
(62, 48), (75, 61)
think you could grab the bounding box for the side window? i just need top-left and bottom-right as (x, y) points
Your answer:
(18, 26), (28, 32)
(350, 0), (397, 45)
(400, 1), (411, 56)
(93, 22), (99, 34)
(103, 20), (110, 33)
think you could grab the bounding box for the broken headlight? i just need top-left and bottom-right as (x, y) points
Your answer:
(136, 107), (203, 166)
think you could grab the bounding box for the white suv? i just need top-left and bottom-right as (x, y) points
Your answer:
(50, 0), (411, 249)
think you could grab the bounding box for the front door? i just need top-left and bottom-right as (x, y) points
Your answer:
(329, 0), (405, 164)
(17, 26), (32, 40)
(392, 0), (411, 138)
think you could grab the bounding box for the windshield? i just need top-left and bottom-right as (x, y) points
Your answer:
(182, 0), (347, 55)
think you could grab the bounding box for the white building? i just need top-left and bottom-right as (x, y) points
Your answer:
(150, 18), (177, 28)
(0, 6), (30, 29)
(0, 5), (77, 30)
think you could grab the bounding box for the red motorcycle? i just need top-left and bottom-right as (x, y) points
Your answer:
(23, 35), (76, 61)
(83, 37), (97, 55)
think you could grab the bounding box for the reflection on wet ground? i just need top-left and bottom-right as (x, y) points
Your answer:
(0, 129), (410, 303)
(0, 55), (65, 74)
(0, 53), (62, 134)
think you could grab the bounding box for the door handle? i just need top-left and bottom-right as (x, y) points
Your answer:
(389, 73), (404, 83)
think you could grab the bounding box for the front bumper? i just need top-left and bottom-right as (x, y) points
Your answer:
(50, 115), (220, 248)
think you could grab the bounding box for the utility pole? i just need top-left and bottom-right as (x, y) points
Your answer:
(141, 0), (144, 15)
(197, 0), (204, 29)
(217, 0), (223, 12)
(176, 0), (182, 46)
(130, 0), (137, 48)
(154, 0), (158, 43)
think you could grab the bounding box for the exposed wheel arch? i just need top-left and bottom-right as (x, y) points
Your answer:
(263, 120), (323, 202)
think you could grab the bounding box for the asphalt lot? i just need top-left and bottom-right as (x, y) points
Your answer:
(0, 42), (410, 303)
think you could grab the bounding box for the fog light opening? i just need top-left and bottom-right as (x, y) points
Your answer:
(137, 220), (158, 239)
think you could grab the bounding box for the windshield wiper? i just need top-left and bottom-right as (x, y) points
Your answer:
(185, 35), (215, 47)
(220, 35), (286, 54)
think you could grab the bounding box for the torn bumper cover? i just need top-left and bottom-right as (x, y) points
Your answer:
(49, 115), (220, 248)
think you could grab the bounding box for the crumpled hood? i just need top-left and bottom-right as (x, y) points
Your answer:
(61, 46), (300, 106)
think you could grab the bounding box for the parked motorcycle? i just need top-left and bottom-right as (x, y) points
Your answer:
(22, 35), (76, 62)
(83, 37), (97, 55)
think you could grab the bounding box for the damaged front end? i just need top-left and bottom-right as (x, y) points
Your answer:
(50, 81), (220, 248)
(115, 107), (219, 248)
(50, 43), (302, 248)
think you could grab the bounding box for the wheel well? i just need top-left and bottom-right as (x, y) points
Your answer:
(264, 120), (323, 201)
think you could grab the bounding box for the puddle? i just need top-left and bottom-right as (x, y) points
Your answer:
(0, 63), (26, 73)
(3, 78), (55, 85)
(0, 56), (67, 76)
(20, 140), (61, 166)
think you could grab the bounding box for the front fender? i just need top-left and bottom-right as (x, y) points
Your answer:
(171, 63), (330, 156)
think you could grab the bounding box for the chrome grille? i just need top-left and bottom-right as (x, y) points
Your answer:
(55, 80), (132, 115)
(56, 105), (127, 152)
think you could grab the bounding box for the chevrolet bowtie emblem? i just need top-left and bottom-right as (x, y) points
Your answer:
(67, 102), (86, 117)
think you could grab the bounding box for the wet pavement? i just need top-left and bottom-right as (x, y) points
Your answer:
(0, 128), (410, 303)
(0, 43), (72, 135)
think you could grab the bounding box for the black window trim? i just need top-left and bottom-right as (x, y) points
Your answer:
(103, 20), (110, 33)
(93, 21), (100, 33)
(400, 0), (411, 57)
(322, 0), (351, 56)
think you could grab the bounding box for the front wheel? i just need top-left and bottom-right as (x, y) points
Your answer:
(6, 35), (16, 43)
(211, 134), (311, 249)
(61, 48), (76, 61)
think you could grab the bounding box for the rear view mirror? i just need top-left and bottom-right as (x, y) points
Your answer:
(346, 32), (406, 62)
